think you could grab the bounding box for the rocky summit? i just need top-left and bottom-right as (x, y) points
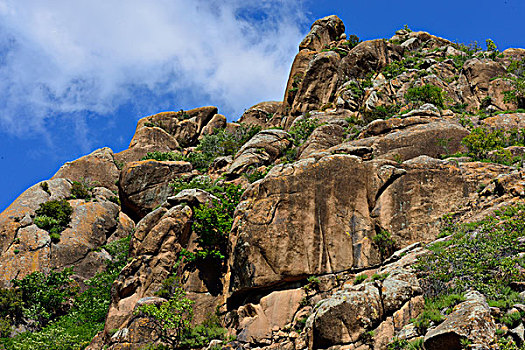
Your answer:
(2, 14), (525, 350)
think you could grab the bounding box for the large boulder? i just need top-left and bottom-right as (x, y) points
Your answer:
(305, 245), (425, 349)
(115, 106), (218, 164)
(226, 129), (292, 177)
(340, 39), (404, 79)
(118, 160), (192, 220)
(299, 15), (345, 52)
(347, 118), (469, 162)
(228, 153), (498, 296)
(228, 155), (404, 295)
(290, 51), (342, 116)
(52, 147), (120, 192)
(424, 291), (496, 349)
(238, 101), (282, 129)
(105, 205), (193, 333)
(0, 179), (134, 287)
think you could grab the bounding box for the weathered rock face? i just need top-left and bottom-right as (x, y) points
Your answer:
(424, 291), (496, 350)
(238, 101), (282, 129)
(298, 123), (345, 159)
(115, 106), (219, 164)
(341, 39), (404, 79)
(105, 205), (193, 334)
(0, 178), (134, 287)
(299, 15), (345, 52)
(119, 160), (192, 220)
(226, 129), (292, 177)
(229, 155), (386, 295)
(52, 147), (120, 192)
(305, 246), (425, 349)
(228, 153), (496, 297)
(290, 51), (342, 116)
(347, 118), (469, 162)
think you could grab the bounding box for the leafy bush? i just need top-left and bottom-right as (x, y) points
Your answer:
(11, 269), (78, 329)
(1, 236), (131, 349)
(141, 151), (185, 162)
(416, 204), (525, 301)
(504, 59), (525, 108)
(361, 104), (401, 122)
(70, 180), (94, 200)
(34, 199), (73, 240)
(288, 117), (321, 147)
(404, 84), (445, 108)
(184, 125), (261, 172)
(373, 230), (397, 260)
(171, 177), (244, 263)
(461, 127), (525, 164)
(353, 274), (367, 285)
(244, 166), (271, 183)
(191, 183), (244, 262)
(138, 277), (226, 349)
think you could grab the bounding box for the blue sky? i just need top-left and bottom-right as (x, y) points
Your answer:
(0, 0), (524, 211)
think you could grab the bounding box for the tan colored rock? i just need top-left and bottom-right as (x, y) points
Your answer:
(299, 15), (345, 52)
(0, 182), (133, 287)
(119, 160), (192, 220)
(350, 120), (469, 162)
(281, 50), (317, 119)
(226, 129), (292, 177)
(228, 156), (404, 293)
(290, 51), (342, 116)
(298, 123), (345, 159)
(305, 283), (383, 348)
(105, 205), (193, 332)
(237, 289), (305, 343)
(424, 291), (496, 349)
(481, 113), (525, 130)
(341, 39), (404, 79)
(239, 101), (282, 129)
(53, 147), (120, 192)
(199, 114), (227, 137)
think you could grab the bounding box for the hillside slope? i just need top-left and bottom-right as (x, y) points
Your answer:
(1, 15), (525, 350)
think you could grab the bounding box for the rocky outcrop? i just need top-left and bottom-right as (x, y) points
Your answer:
(115, 106), (219, 164)
(424, 291), (496, 349)
(4, 14), (525, 350)
(226, 129), (292, 177)
(118, 160), (193, 220)
(105, 205), (193, 334)
(306, 247), (425, 349)
(238, 101), (282, 129)
(0, 178), (134, 287)
(299, 15), (345, 52)
(52, 147), (120, 192)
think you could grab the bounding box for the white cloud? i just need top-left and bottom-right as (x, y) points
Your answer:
(0, 0), (308, 136)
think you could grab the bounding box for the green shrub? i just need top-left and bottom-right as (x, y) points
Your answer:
(34, 200), (73, 241)
(353, 274), (367, 285)
(288, 117), (321, 146)
(1, 236), (131, 349)
(404, 84), (445, 108)
(504, 59), (525, 109)
(11, 268), (78, 329)
(70, 180), (91, 200)
(171, 177), (244, 264)
(361, 104), (401, 122)
(461, 127), (525, 163)
(40, 182), (50, 195)
(373, 230), (397, 260)
(186, 125), (261, 172)
(371, 273), (388, 282)
(191, 183), (244, 262)
(140, 151), (184, 162)
(416, 204), (525, 300)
